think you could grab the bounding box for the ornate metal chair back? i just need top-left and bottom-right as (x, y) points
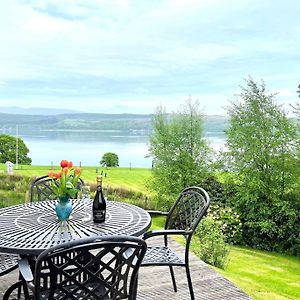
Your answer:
(34, 236), (147, 300)
(165, 186), (210, 235)
(30, 175), (84, 202)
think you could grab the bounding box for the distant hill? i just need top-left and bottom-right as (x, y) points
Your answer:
(0, 112), (153, 132)
(0, 112), (228, 137)
(0, 106), (83, 115)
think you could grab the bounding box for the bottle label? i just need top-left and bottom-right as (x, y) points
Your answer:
(93, 210), (106, 222)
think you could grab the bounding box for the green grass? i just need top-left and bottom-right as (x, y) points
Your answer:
(0, 164), (152, 193)
(216, 246), (300, 300)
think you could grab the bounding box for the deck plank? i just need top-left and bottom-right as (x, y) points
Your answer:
(137, 237), (252, 299)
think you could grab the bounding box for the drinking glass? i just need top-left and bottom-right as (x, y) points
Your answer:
(81, 185), (91, 221)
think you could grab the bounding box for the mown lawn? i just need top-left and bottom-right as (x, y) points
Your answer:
(216, 246), (300, 300)
(0, 164), (152, 193)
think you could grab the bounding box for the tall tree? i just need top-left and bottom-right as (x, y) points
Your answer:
(148, 99), (212, 209)
(0, 134), (32, 164)
(225, 78), (300, 253)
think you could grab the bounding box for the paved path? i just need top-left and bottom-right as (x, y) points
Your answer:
(0, 237), (252, 300)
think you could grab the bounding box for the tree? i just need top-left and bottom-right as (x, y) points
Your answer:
(292, 84), (300, 115)
(148, 99), (212, 209)
(225, 78), (300, 254)
(296, 84), (300, 124)
(0, 134), (32, 164)
(100, 152), (119, 167)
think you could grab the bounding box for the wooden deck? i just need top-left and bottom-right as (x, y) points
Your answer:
(0, 237), (252, 300)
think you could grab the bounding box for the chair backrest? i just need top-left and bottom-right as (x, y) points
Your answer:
(34, 235), (147, 300)
(165, 186), (210, 234)
(30, 175), (84, 202)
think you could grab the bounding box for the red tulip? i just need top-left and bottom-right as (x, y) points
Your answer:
(75, 167), (81, 175)
(60, 160), (68, 168)
(63, 167), (69, 174)
(54, 172), (62, 179)
(68, 161), (73, 168)
(48, 171), (55, 178)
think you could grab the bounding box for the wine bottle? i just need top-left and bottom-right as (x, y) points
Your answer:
(93, 176), (106, 223)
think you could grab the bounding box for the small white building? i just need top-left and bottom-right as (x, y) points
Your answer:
(5, 161), (14, 174)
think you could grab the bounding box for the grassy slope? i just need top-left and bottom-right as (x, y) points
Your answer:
(0, 164), (152, 193)
(1, 164), (299, 299)
(149, 217), (300, 300)
(217, 246), (300, 300)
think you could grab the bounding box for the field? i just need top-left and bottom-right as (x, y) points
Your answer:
(0, 164), (152, 193)
(0, 164), (299, 300)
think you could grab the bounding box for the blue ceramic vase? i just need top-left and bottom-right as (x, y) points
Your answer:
(55, 196), (72, 221)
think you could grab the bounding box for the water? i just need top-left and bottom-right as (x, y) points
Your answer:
(20, 129), (226, 168)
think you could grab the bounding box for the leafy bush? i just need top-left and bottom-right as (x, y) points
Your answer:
(201, 176), (242, 244)
(238, 191), (300, 256)
(194, 217), (229, 269)
(208, 204), (242, 245)
(201, 176), (237, 207)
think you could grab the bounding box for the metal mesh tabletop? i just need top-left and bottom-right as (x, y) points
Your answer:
(0, 200), (151, 255)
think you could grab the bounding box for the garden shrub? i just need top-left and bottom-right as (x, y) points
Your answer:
(201, 176), (242, 244)
(201, 176), (237, 207)
(237, 191), (300, 256)
(208, 204), (242, 245)
(194, 216), (229, 269)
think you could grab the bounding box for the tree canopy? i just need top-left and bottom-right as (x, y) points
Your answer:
(0, 134), (32, 164)
(148, 99), (212, 209)
(225, 78), (300, 253)
(100, 152), (119, 167)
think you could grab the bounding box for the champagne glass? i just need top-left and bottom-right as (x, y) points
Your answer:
(81, 185), (91, 221)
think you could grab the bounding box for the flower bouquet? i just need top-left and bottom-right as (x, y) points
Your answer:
(48, 160), (81, 221)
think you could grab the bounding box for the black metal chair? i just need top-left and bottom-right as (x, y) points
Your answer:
(30, 175), (85, 202)
(0, 253), (19, 276)
(141, 186), (210, 300)
(11, 235), (147, 300)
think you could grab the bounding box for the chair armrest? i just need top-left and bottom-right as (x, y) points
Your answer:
(18, 258), (35, 291)
(143, 229), (190, 240)
(147, 210), (169, 217)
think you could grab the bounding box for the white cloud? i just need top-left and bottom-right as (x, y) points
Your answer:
(0, 0), (299, 114)
(275, 89), (295, 98)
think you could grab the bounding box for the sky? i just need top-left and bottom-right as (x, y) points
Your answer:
(0, 0), (299, 115)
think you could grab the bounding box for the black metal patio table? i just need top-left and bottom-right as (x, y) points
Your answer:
(0, 199), (151, 256)
(0, 199), (151, 298)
